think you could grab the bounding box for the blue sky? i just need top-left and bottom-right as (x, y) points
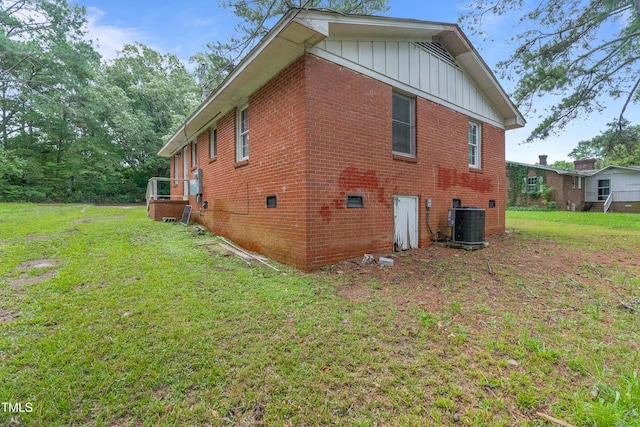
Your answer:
(80, 0), (635, 165)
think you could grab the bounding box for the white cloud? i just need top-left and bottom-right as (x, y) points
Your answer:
(84, 7), (145, 60)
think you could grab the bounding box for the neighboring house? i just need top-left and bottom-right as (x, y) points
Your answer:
(150, 9), (525, 271)
(584, 164), (640, 213)
(507, 155), (589, 211)
(507, 156), (640, 213)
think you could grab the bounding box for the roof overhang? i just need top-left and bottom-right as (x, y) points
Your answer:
(159, 10), (327, 157)
(159, 9), (526, 157)
(592, 165), (640, 174)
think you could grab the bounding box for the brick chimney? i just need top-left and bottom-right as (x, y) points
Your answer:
(538, 155), (547, 166)
(574, 158), (596, 171)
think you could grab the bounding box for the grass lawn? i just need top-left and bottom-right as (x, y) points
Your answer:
(0, 205), (638, 426)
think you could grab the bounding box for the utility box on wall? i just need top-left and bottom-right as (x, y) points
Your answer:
(189, 169), (203, 195)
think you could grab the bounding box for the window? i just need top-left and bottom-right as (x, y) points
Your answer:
(191, 140), (198, 167)
(237, 105), (249, 161)
(392, 91), (415, 156)
(527, 177), (538, 192)
(266, 195), (277, 208)
(210, 127), (217, 158)
(597, 179), (610, 201)
(452, 198), (461, 208)
(468, 121), (481, 168)
(572, 176), (582, 189)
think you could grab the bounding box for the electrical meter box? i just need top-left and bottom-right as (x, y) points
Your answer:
(189, 168), (203, 195)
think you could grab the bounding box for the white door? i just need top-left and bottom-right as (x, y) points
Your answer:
(182, 147), (189, 200)
(394, 196), (418, 251)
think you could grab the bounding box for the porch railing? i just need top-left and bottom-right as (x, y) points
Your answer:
(603, 192), (613, 213)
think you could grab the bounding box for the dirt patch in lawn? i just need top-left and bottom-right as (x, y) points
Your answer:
(17, 259), (58, 270)
(9, 258), (59, 288)
(321, 231), (639, 327)
(0, 308), (20, 323)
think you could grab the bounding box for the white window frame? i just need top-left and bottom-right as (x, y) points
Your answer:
(468, 121), (481, 168)
(528, 176), (538, 193)
(210, 126), (217, 158)
(191, 140), (198, 167)
(236, 105), (249, 162)
(392, 91), (416, 157)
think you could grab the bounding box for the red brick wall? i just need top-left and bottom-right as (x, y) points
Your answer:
(511, 170), (586, 211)
(611, 202), (640, 213)
(148, 200), (188, 221)
(304, 54), (506, 269)
(184, 56), (310, 269)
(170, 52), (508, 271)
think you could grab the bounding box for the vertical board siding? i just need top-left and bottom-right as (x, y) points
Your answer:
(316, 39), (501, 123)
(409, 44), (421, 88)
(372, 41), (386, 73)
(385, 42), (399, 80)
(342, 40), (359, 62)
(358, 41), (373, 68)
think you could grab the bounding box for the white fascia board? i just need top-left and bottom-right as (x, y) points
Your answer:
(596, 165), (640, 174)
(296, 10), (451, 41)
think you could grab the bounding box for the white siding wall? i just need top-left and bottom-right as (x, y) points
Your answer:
(615, 170), (640, 191)
(311, 39), (502, 126)
(586, 169), (640, 202)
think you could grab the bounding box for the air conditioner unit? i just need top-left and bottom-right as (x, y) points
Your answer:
(447, 208), (485, 244)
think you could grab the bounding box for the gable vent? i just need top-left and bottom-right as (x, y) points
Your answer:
(415, 41), (459, 68)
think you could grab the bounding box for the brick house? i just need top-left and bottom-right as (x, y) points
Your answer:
(507, 155), (589, 211)
(152, 9), (525, 271)
(506, 156), (640, 212)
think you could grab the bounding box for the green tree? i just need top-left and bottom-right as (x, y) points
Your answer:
(98, 43), (200, 201)
(548, 160), (575, 170)
(569, 119), (640, 166)
(1, 0), (101, 201)
(460, 0), (640, 142)
(1, 2), (199, 203)
(192, 0), (389, 94)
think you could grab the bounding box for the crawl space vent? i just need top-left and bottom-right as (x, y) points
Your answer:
(346, 195), (364, 208)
